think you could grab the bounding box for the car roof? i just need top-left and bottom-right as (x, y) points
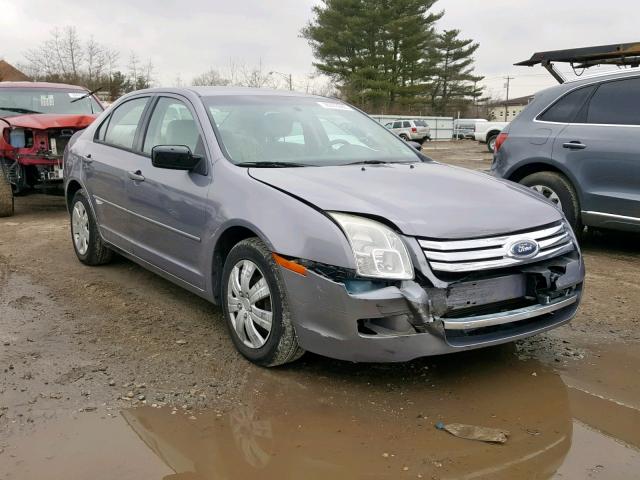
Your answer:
(564, 66), (640, 84)
(0, 81), (89, 90)
(131, 86), (332, 100)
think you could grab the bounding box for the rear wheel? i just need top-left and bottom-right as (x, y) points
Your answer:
(519, 171), (582, 233)
(221, 238), (304, 367)
(0, 163), (14, 217)
(399, 134), (409, 141)
(70, 189), (113, 265)
(487, 134), (498, 153)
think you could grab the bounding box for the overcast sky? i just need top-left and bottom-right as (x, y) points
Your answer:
(0, 0), (636, 99)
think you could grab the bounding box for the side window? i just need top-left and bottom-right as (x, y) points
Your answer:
(143, 97), (203, 155)
(587, 78), (640, 125)
(402, 121), (411, 128)
(393, 121), (402, 129)
(538, 86), (595, 123)
(103, 98), (148, 149)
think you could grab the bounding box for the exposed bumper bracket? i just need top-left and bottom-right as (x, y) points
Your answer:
(440, 293), (578, 331)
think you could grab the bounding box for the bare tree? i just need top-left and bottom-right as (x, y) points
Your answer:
(192, 68), (230, 86)
(127, 52), (140, 86)
(62, 26), (83, 81)
(85, 37), (105, 86)
(238, 60), (277, 88)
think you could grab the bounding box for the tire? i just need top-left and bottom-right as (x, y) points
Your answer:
(399, 134), (409, 141)
(487, 134), (498, 153)
(70, 189), (113, 265)
(519, 171), (582, 233)
(221, 237), (304, 367)
(0, 165), (14, 217)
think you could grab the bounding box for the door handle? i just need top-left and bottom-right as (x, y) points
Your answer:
(563, 141), (587, 150)
(127, 170), (145, 182)
(82, 154), (93, 164)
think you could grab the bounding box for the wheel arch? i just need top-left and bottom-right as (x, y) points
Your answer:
(65, 179), (84, 213)
(507, 161), (583, 208)
(210, 223), (269, 305)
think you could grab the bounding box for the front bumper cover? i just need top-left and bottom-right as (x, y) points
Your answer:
(281, 254), (584, 363)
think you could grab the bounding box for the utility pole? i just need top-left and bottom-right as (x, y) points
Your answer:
(504, 76), (514, 120)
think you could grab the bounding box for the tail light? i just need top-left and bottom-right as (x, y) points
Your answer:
(495, 132), (509, 152)
(411, 127), (417, 132)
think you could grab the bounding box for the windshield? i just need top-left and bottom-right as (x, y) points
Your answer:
(0, 88), (103, 117)
(203, 95), (419, 166)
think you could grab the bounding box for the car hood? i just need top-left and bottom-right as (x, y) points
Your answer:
(249, 162), (563, 239)
(2, 114), (96, 130)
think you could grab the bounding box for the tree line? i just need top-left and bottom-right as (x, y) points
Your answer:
(20, 26), (154, 100)
(302, 0), (484, 116)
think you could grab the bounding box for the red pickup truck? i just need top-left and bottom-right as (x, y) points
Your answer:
(0, 82), (103, 216)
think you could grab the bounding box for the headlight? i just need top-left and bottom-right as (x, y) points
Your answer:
(330, 212), (414, 280)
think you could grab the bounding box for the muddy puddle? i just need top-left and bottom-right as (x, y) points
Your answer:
(3, 346), (639, 480)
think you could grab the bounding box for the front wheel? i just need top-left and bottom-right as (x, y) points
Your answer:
(519, 171), (582, 233)
(221, 238), (304, 367)
(70, 190), (113, 265)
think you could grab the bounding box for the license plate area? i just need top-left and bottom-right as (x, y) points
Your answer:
(445, 274), (527, 313)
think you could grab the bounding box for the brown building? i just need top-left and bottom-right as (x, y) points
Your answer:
(0, 60), (30, 82)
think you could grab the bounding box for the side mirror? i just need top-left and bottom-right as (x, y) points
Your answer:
(407, 141), (422, 151)
(151, 145), (205, 174)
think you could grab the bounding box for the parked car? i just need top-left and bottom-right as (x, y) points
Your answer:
(492, 69), (640, 234)
(64, 87), (584, 366)
(453, 118), (487, 139)
(475, 120), (508, 152)
(384, 118), (430, 142)
(0, 81), (103, 217)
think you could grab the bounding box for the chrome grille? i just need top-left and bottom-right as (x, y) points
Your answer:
(419, 223), (575, 273)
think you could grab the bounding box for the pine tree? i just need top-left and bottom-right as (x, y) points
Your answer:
(302, 0), (443, 112)
(430, 29), (483, 115)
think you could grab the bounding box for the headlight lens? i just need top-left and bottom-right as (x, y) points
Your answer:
(330, 212), (414, 280)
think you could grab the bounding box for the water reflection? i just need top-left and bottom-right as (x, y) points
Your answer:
(123, 348), (573, 479)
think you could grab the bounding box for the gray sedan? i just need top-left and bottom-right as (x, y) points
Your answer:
(64, 88), (584, 366)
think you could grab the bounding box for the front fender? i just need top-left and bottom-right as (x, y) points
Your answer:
(205, 164), (356, 277)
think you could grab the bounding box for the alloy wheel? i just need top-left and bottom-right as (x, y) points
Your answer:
(530, 184), (563, 210)
(72, 201), (90, 255)
(227, 259), (273, 349)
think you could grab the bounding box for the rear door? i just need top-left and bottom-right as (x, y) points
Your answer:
(124, 95), (211, 290)
(553, 77), (640, 225)
(83, 96), (150, 252)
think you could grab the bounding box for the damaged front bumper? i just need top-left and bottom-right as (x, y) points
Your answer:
(281, 251), (584, 363)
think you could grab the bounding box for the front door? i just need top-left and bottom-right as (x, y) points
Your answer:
(125, 95), (211, 290)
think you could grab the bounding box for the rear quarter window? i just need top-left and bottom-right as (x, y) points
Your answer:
(538, 86), (595, 123)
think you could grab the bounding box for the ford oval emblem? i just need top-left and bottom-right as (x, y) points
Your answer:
(507, 239), (539, 259)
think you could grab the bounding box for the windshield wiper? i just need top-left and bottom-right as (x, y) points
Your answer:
(344, 160), (390, 166)
(70, 86), (102, 104)
(0, 106), (42, 114)
(236, 161), (309, 168)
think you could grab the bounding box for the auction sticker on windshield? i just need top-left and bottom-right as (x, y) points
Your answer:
(317, 101), (352, 111)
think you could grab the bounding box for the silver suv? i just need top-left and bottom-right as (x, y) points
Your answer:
(385, 119), (431, 143)
(492, 69), (640, 233)
(64, 88), (584, 366)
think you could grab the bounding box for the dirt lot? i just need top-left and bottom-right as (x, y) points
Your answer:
(1, 141), (639, 479)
